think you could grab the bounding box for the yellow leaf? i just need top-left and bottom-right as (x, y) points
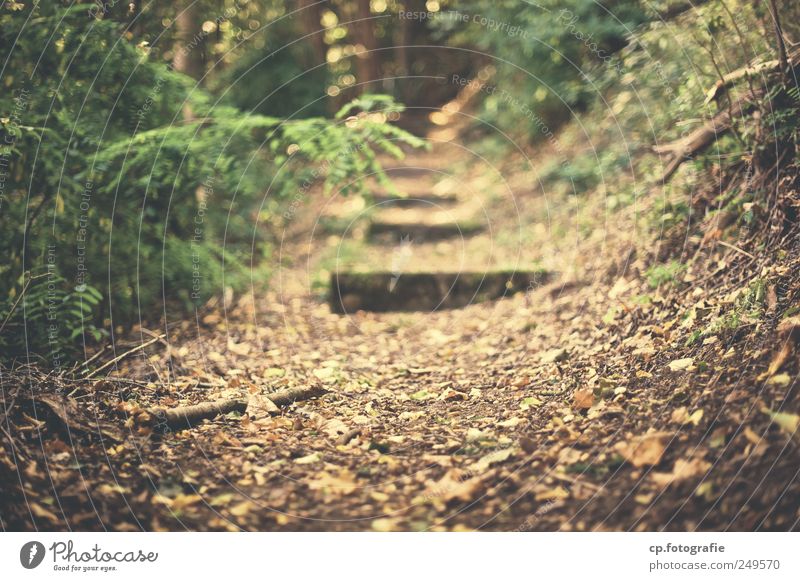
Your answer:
(371, 518), (400, 532)
(667, 358), (694, 372)
(765, 409), (799, 437)
(534, 486), (569, 501)
(651, 458), (711, 487)
(230, 501), (255, 517)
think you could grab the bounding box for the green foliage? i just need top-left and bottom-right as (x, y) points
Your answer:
(691, 278), (767, 343)
(0, 3), (422, 365)
(439, 0), (649, 139)
(0, 272), (105, 366)
(213, 11), (329, 119)
(645, 260), (685, 289)
(540, 149), (629, 194)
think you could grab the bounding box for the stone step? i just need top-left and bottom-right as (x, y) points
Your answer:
(368, 219), (484, 243)
(370, 192), (459, 208)
(329, 270), (551, 314)
(380, 166), (441, 179)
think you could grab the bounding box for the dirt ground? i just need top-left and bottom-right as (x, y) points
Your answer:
(2, 139), (800, 532)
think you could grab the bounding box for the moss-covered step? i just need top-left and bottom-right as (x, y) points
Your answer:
(329, 270), (551, 314)
(370, 192), (459, 208)
(368, 218), (484, 242)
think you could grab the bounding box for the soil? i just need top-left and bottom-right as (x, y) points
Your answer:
(2, 136), (799, 533)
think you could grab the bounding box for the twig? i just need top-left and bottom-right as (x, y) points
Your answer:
(77, 345), (109, 373)
(84, 334), (165, 378)
(0, 273), (44, 335)
(336, 427), (362, 446)
(716, 240), (756, 260)
(768, 0), (789, 78)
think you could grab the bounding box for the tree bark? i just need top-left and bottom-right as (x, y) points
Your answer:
(173, 1), (205, 82)
(298, 0), (328, 65)
(354, 0), (379, 93)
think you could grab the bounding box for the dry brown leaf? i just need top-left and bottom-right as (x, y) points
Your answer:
(248, 394), (280, 419)
(307, 470), (358, 495)
(667, 358), (694, 372)
(651, 458), (711, 487)
(534, 485), (570, 501)
(230, 501), (255, 517)
(616, 432), (671, 467)
(573, 388), (595, 410)
(427, 470), (483, 503)
(320, 417), (349, 439)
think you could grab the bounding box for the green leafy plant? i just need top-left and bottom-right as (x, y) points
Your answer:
(0, 4), (423, 365)
(645, 260), (686, 289)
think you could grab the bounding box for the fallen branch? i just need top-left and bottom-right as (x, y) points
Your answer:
(703, 60), (780, 105)
(151, 398), (248, 431)
(653, 101), (753, 183)
(265, 384), (327, 407)
(652, 0), (711, 21)
(149, 384), (328, 431)
(85, 334), (166, 378)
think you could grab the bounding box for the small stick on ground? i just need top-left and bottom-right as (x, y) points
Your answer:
(85, 334), (166, 378)
(267, 384), (328, 407)
(152, 398), (248, 431)
(150, 384), (328, 431)
(336, 427), (362, 446)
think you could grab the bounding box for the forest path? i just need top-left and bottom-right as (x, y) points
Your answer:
(113, 140), (618, 532)
(13, 134), (798, 533)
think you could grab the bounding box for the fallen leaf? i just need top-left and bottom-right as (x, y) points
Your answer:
(230, 501), (255, 517)
(466, 428), (492, 442)
(764, 409), (799, 437)
(651, 458), (711, 487)
(471, 448), (514, 473)
(307, 470), (358, 495)
(768, 373), (792, 387)
(209, 493), (235, 507)
(248, 394), (280, 419)
(30, 503), (60, 524)
(667, 358), (694, 372)
(520, 396), (542, 410)
(541, 348), (569, 364)
(573, 388), (595, 410)
(497, 417), (523, 428)
(371, 518), (401, 532)
(295, 452), (321, 464)
(440, 388), (467, 401)
(426, 470), (483, 502)
(320, 418), (349, 439)
(534, 486), (569, 501)
(671, 407), (703, 426)
(616, 432), (671, 467)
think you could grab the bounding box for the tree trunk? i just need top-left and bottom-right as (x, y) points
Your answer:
(396, 0), (425, 103)
(173, 1), (205, 82)
(355, 0), (379, 93)
(298, 0), (328, 66)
